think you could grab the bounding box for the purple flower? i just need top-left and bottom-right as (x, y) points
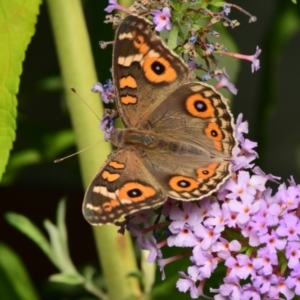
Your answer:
(241, 284), (261, 300)
(203, 201), (226, 233)
(212, 238), (241, 259)
(214, 68), (238, 95)
(276, 213), (300, 241)
(241, 223), (260, 246)
(268, 277), (294, 300)
(226, 171), (265, 203)
(236, 254), (256, 279)
(192, 248), (218, 279)
(104, 0), (132, 14)
(286, 266), (300, 295)
(235, 114), (249, 142)
(286, 242), (300, 268)
(104, 0), (117, 12)
(253, 272), (278, 294)
(193, 224), (220, 250)
(167, 225), (198, 247)
(151, 7), (172, 32)
(215, 276), (242, 299)
(217, 46), (262, 73)
(276, 184), (300, 210)
(253, 247), (278, 275)
(258, 230), (286, 253)
(169, 202), (199, 229)
(177, 271), (199, 299)
(91, 80), (114, 104)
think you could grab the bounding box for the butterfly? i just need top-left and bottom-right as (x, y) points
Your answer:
(83, 15), (237, 225)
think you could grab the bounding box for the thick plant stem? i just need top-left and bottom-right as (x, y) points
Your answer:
(46, 1), (141, 299)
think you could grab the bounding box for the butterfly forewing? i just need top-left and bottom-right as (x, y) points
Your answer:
(113, 14), (189, 128)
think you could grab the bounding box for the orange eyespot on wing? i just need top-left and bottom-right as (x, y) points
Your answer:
(204, 123), (223, 151)
(118, 182), (156, 203)
(143, 55), (177, 83)
(185, 94), (215, 118)
(197, 163), (219, 179)
(169, 176), (199, 192)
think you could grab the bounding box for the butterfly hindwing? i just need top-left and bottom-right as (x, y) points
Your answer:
(140, 82), (237, 158)
(83, 149), (166, 225)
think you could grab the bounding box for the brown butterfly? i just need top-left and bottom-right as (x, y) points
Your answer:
(83, 15), (237, 225)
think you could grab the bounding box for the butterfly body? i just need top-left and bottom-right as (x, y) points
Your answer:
(83, 15), (237, 225)
(110, 128), (208, 156)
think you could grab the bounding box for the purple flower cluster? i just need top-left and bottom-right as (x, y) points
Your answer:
(124, 114), (300, 300)
(91, 79), (114, 104)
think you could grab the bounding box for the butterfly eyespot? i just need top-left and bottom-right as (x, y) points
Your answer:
(169, 176), (199, 192)
(197, 163), (219, 179)
(143, 55), (177, 83)
(210, 130), (218, 137)
(204, 123), (223, 151)
(119, 182), (156, 202)
(177, 180), (191, 187)
(127, 188), (142, 198)
(151, 61), (165, 75)
(195, 100), (207, 112)
(186, 94), (215, 118)
(205, 123), (222, 141)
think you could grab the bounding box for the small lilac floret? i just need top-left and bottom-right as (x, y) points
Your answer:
(151, 7), (172, 32)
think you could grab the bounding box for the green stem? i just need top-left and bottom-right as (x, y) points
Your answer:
(46, 1), (141, 299)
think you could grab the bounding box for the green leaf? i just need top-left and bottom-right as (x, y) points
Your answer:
(49, 273), (83, 285)
(43, 199), (79, 275)
(43, 130), (75, 160)
(0, 0), (42, 182)
(0, 242), (40, 300)
(0, 149), (42, 185)
(5, 212), (57, 267)
(211, 1), (226, 7)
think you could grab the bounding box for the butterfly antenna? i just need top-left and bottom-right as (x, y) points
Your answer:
(71, 87), (101, 121)
(54, 140), (103, 163)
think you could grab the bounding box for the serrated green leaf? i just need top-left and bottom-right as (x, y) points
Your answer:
(0, 0), (42, 182)
(5, 212), (57, 267)
(0, 242), (40, 300)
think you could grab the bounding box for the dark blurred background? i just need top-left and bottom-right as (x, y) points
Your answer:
(0, 0), (299, 298)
